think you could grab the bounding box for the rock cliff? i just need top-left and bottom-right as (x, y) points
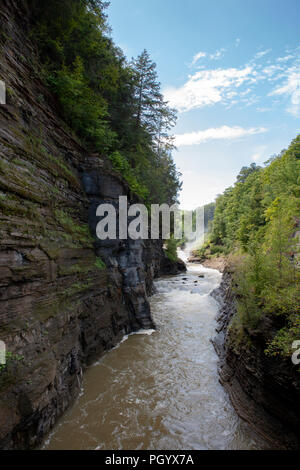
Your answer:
(0, 0), (184, 449)
(212, 268), (300, 450)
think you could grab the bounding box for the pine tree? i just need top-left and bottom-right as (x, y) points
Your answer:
(131, 50), (176, 146)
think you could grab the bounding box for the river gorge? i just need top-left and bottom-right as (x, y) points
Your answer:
(1, 1), (299, 451)
(43, 255), (269, 450)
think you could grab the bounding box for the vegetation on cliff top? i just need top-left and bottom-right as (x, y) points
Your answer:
(27, 0), (181, 205)
(199, 135), (300, 360)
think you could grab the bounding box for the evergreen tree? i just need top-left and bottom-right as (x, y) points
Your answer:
(131, 50), (177, 146)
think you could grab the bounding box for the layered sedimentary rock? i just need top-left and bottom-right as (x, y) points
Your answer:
(212, 268), (300, 450)
(0, 0), (183, 449)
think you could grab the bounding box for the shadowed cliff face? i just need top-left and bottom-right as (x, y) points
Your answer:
(0, 0), (182, 449)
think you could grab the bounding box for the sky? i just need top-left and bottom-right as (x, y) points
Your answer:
(107, 0), (300, 209)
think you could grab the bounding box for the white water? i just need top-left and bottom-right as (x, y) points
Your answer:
(43, 254), (268, 450)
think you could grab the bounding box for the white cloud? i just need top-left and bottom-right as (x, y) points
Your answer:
(250, 145), (268, 162)
(254, 49), (272, 59)
(277, 55), (294, 63)
(269, 67), (300, 116)
(256, 106), (272, 112)
(192, 51), (206, 65)
(190, 48), (226, 66)
(174, 126), (267, 147)
(210, 48), (226, 60)
(164, 45), (300, 114)
(164, 66), (253, 112)
(262, 64), (284, 80)
(235, 38), (241, 47)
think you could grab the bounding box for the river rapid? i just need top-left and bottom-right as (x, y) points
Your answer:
(43, 254), (268, 450)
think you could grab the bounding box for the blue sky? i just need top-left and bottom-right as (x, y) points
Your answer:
(108, 0), (300, 209)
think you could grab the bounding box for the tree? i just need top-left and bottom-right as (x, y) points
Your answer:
(236, 162), (261, 183)
(29, 1), (181, 205)
(131, 50), (176, 145)
(207, 135), (300, 358)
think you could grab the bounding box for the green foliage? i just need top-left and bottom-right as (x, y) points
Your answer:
(109, 151), (149, 200)
(208, 135), (300, 359)
(196, 238), (224, 259)
(27, 0), (181, 205)
(210, 136), (300, 254)
(95, 257), (106, 270)
(48, 57), (115, 150)
(131, 49), (177, 147)
(265, 314), (300, 357)
(165, 237), (179, 262)
(0, 352), (24, 373)
(54, 209), (94, 246)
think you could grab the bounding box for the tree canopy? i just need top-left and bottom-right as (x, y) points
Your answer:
(202, 135), (300, 359)
(27, 0), (181, 205)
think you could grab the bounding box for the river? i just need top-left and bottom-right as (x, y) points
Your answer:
(43, 255), (268, 450)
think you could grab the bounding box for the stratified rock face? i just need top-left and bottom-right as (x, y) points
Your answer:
(0, 0), (175, 449)
(212, 270), (300, 450)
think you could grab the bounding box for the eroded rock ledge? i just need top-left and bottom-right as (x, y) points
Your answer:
(212, 268), (300, 450)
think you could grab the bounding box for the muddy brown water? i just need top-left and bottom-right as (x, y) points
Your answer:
(43, 258), (269, 450)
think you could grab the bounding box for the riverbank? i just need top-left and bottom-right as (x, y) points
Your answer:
(211, 265), (300, 450)
(188, 255), (227, 273)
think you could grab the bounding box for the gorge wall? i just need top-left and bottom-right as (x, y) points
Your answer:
(0, 0), (184, 450)
(212, 268), (300, 450)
